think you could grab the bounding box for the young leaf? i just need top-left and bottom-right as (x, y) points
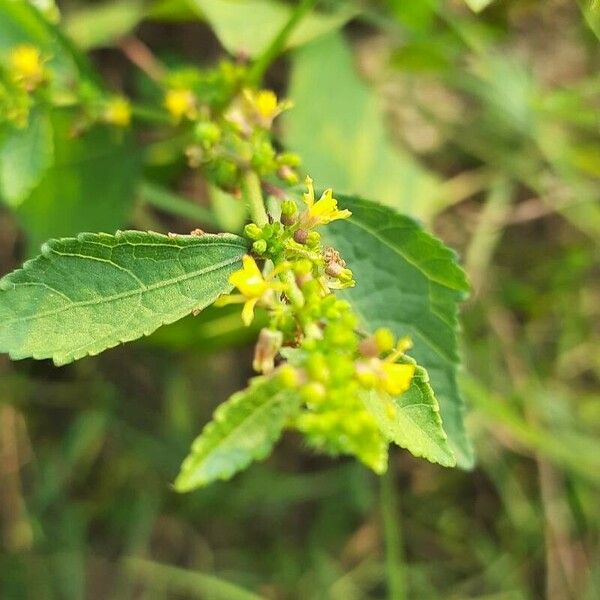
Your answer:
(323, 196), (475, 468)
(362, 365), (456, 467)
(174, 376), (301, 492)
(284, 32), (439, 219)
(0, 110), (53, 207)
(0, 231), (248, 365)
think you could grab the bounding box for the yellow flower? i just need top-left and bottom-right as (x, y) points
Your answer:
(242, 88), (292, 127)
(216, 256), (285, 326)
(380, 363), (415, 396)
(103, 96), (131, 128)
(8, 45), (47, 90)
(164, 88), (197, 122)
(302, 177), (351, 226)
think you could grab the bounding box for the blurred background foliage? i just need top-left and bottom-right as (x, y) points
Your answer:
(0, 0), (599, 598)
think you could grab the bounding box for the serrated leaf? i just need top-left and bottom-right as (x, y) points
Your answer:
(284, 32), (439, 219)
(0, 231), (248, 365)
(362, 365), (455, 467)
(174, 376), (301, 491)
(15, 110), (141, 254)
(0, 111), (54, 207)
(189, 0), (356, 57)
(323, 196), (474, 468)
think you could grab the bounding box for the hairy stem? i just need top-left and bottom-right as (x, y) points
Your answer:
(242, 170), (269, 227)
(248, 0), (319, 84)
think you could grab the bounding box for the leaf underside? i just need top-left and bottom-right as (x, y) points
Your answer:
(174, 376), (301, 492)
(0, 231), (248, 365)
(324, 195), (474, 468)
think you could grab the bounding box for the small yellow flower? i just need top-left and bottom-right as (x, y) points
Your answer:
(8, 45), (47, 91)
(216, 256), (285, 326)
(164, 88), (197, 122)
(302, 177), (351, 226)
(103, 96), (131, 128)
(242, 88), (292, 127)
(380, 362), (415, 396)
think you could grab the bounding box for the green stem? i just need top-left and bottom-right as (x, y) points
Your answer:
(242, 170), (269, 227)
(248, 0), (319, 84)
(381, 466), (407, 600)
(139, 180), (217, 226)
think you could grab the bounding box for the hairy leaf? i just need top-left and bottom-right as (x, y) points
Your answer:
(189, 0), (356, 57)
(0, 111), (53, 207)
(174, 377), (301, 491)
(0, 231), (248, 365)
(323, 196), (474, 467)
(284, 32), (439, 219)
(362, 365), (456, 467)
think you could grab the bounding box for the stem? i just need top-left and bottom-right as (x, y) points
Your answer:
(248, 0), (319, 84)
(139, 180), (217, 226)
(242, 170), (269, 227)
(381, 466), (407, 600)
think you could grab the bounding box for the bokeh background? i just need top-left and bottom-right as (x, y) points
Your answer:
(1, 1), (599, 598)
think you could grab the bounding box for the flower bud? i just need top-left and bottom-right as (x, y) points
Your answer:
(278, 364), (300, 388)
(374, 328), (395, 354)
(252, 239), (268, 255)
(359, 337), (379, 358)
(244, 223), (263, 240)
(306, 231), (320, 247)
(252, 328), (283, 374)
(293, 229), (309, 245)
(194, 121), (221, 148)
(300, 382), (326, 406)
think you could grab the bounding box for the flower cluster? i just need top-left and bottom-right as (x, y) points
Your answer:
(0, 44), (298, 195)
(218, 179), (415, 470)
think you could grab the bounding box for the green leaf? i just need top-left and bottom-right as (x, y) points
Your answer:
(189, 0), (356, 57)
(323, 196), (474, 468)
(174, 376), (301, 491)
(578, 0), (600, 40)
(284, 32), (439, 219)
(0, 110), (53, 207)
(362, 365), (456, 467)
(63, 0), (145, 49)
(0, 231), (248, 365)
(15, 109), (141, 254)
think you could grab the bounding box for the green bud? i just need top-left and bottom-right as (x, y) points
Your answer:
(252, 239), (268, 255)
(305, 353), (329, 383)
(293, 259), (313, 276)
(281, 199), (297, 217)
(278, 151), (301, 167)
(300, 382), (326, 405)
(306, 231), (321, 247)
(278, 364), (300, 388)
(194, 121), (221, 147)
(244, 223), (263, 240)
